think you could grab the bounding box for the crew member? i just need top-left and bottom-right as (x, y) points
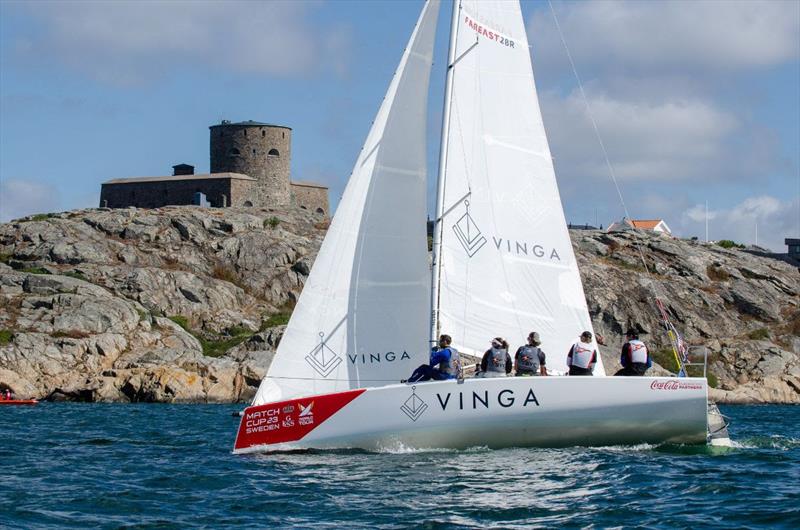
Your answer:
(614, 329), (651, 376)
(406, 334), (461, 382)
(479, 337), (512, 377)
(515, 332), (547, 376)
(567, 331), (597, 376)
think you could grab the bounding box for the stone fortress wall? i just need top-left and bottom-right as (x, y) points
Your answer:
(210, 121), (292, 207)
(99, 120), (329, 216)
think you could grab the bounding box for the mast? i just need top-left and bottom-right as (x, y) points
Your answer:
(429, 0), (461, 345)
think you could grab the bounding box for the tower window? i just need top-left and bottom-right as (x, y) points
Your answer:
(252, 149), (256, 154)
(282, 131), (285, 138)
(262, 130), (265, 137)
(244, 129), (247, 137)
(229, 148), (241, 156)
(268, 148), (280, 157)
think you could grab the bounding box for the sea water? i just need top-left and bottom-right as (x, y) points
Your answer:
(1, 404), (798, 529)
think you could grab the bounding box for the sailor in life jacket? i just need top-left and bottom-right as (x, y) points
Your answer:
(478, 337), (512, 377)
(566, 331), (598, 376)
(614, 329), (652, 376)
(406, 334), (462, 383)
(514, 331), (547, 376)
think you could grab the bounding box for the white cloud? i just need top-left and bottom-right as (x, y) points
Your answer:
(0, 179), (60, 222)
(11, 1), (352, 85)
(679, 195), (800, 251)
(529, 0), (800, 75)
(542, 90), (748, 183)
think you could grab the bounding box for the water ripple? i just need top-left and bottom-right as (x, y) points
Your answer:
(1, 404), (799, 529)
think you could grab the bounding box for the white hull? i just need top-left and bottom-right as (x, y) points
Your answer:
(234, 376), (708, 453)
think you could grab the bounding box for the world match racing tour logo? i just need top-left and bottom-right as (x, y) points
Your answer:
(452, 201), (562, 261)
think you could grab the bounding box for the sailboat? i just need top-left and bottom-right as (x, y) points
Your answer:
(234, 0), (712, 453)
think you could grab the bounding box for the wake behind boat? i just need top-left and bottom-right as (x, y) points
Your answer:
(234, 0), (720, 454)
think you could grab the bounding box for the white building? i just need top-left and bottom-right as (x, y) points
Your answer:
(607, 218), (672, 235)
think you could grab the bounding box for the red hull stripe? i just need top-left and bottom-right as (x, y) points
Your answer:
(234, 389), (366, 450)
(0, 400), (38, 405)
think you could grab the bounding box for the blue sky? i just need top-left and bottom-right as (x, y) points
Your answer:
(1, 0), (798, 251)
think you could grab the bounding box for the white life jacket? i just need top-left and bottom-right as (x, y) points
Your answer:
(569, 342), (595, 369)
(627, 340), (648, 364)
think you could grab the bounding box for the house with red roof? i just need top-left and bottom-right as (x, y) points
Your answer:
(607, 217), (672, 235)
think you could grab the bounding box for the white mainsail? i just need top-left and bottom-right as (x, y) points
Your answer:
(253, 0), (441, 405)
(432, 0), (605, 375)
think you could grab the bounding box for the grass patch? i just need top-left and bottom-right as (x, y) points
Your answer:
(168, 315), (190, 331)
(653, 347), (718, 387)
(19, 213), (56, 222)
(717, 239), (745, 249)
(136, 308), (148, 322)
(20, 267), (51, 275)
(63, 271), (87, 281)
(0, 329), (13, 345)
(706, 264), (730, 282)
(167, 315), (253, 357)
(264, 217), (280, 229)
(652, 347), (680, 373)
(747, 327), (770, 340)
(260, 301), (296, 331)
(0, 252), (12, 264)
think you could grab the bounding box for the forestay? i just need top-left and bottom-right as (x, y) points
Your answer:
(253, 0), (441, 405)
(434, 0), (604, 375)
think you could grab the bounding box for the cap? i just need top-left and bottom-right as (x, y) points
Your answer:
(529, 332), (541, 344)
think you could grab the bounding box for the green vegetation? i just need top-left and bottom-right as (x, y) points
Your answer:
(706, 264), (730, 282)
(29, 213), (55, 222)
(651, 347), (718, 387)
(0, 253), (12, 264)
(651, 348), (680, 373)
(167, 315), (253, 357)
(717, 239), (745, 249)
(0, 329), (13, 345)
(20, 267), (51, 275)
(63, 271), (87, 281)
(168, 315), (190, 331)
(747, 328), (770, 340)
(260, 301), (296, 331)
(264, 216), (280, 229)
(136, 308), (149, 322)
(261, 312), (291, 330)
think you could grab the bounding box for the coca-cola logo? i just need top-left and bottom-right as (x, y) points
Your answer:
(650, 380), (703, 391)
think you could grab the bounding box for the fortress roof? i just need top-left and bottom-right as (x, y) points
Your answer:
(103, 173), (256, 185)
(291, 180), (328, 189)
(209, 120), (292, 130)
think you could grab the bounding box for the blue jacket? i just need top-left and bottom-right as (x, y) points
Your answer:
(429, 347), (456, 379)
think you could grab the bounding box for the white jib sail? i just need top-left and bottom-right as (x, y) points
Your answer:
(435, 0), (605, 375)
(253, 0), (440, 405)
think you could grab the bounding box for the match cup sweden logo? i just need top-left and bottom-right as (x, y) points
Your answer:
(305, 332), (342, 377)
(452, 200), (486, 257)
(400, 386), (428, 422)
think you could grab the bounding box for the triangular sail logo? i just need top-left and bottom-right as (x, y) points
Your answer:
(305, 332), (342, 377)
(400, 386), (428, 422)
(452, 200), (486, 257)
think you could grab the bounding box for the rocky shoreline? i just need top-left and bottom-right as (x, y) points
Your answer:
(1, 206), (798, 404)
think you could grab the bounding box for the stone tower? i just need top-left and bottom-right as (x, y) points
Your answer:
(209, 120), (292, 206)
